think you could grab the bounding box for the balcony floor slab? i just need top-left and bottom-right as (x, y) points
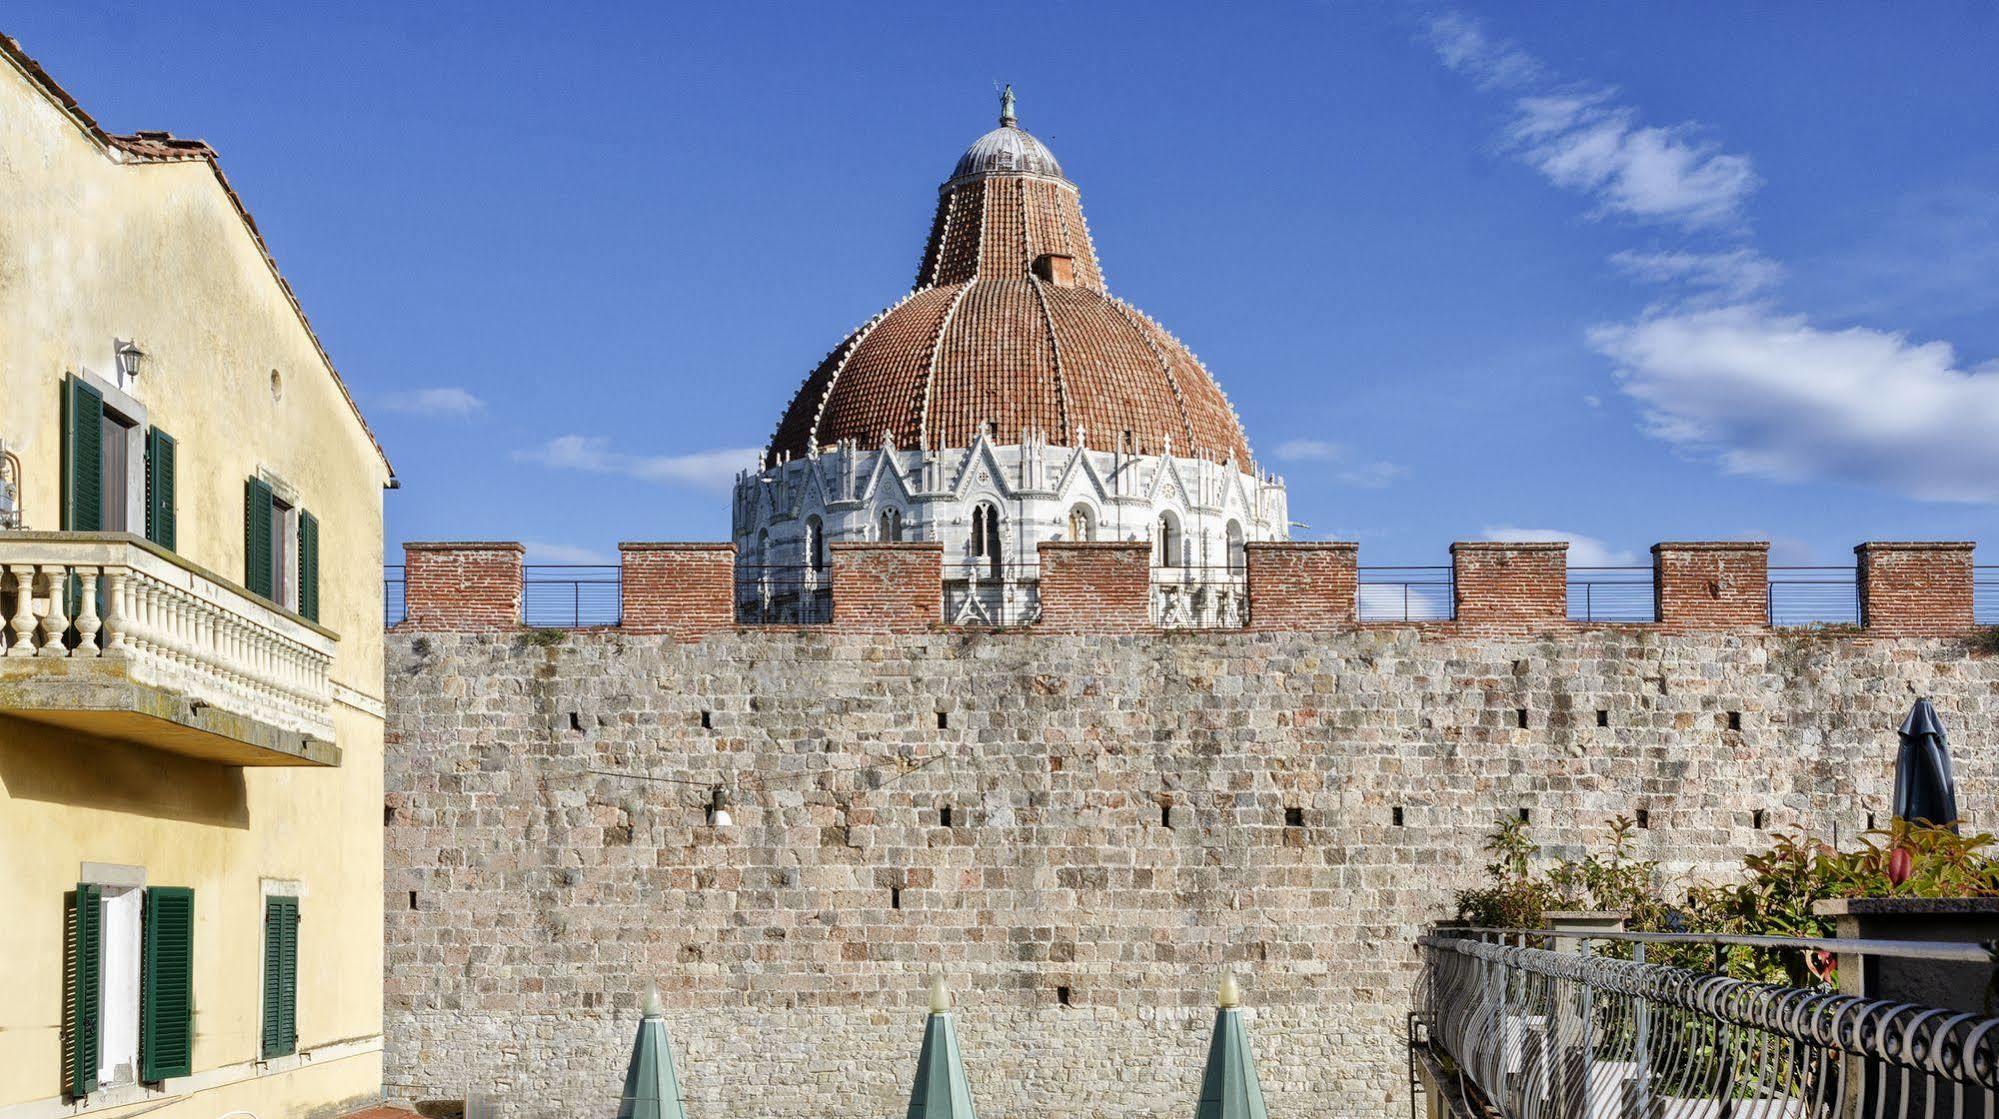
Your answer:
(0, 657), (338, 766)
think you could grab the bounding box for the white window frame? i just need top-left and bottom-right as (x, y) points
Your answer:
(79, 862), (146, 1090)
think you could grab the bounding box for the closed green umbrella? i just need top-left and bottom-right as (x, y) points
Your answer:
(618, 987), (688, 1119)
(1195, 974), (1267, 1119)
(906, 978), (977, 1119)
(1894, 698), (1959, 832)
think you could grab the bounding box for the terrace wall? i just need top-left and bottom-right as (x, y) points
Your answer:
(382, 540), (1998, 1119)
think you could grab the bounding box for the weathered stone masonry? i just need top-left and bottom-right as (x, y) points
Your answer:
(383, 540), (1994, 1119)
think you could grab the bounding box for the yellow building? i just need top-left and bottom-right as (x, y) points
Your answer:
(0, 35), (394, 1119)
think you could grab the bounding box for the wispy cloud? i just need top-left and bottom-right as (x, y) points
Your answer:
(1590, 306), (1999, 502)
(1610, 248), (1784, 302)
(521, 540), (610, 564)
(1481, 527), (1637, 567)
(1272, 439), (1402, 487)
(1427, 14), (1758, 232)
(379, 386), (485, 418)
(1432, 10), (1998, 506)
(519, 436), (761, 493)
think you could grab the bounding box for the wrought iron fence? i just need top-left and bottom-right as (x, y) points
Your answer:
(734, 563), (832, 625)
(1417, 928), (1999, 1119)
(523, 565), (621, 628)
(1569, 567), (1657, 623)
(1360, 566), (1455, 622)
(1978, 567), (1998, 626)
(945, 562), (1040, 627)
(1768, 566), (1861, 627)
(384, 564), (407, 626)
(1151, 564), (1248, 629)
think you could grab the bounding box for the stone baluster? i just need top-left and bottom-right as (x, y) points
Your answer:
(72, 566), (100, 656)
(6, 565), (36, 656)
(38, 565), (71, 657)
(101, 566), (129, 656)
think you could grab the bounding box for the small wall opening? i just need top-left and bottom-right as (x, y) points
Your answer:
(568, 711), (583, 732)
(1517, 807), (1531, 823)
(408, 890), (418, 911)
(1752, 808), (1767, 830)
(1636, 808), (1650, 829)
(1161, 801), (1174, 828)
(1596, 709), (1610, 728)
(890, 886), (901, 910)
(939, 805), (954, 828)
(1515, 708), (1529, 729)
(1284, 806), (1304, 828)
(700, 710), (712, 730)
(1727, 711), (1742, 731)
(1056, 985), (1072, 1006)
(936, 711), (949, 730)
(1391, 806), (1405, 827)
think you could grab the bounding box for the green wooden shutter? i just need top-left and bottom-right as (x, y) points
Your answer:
(244, 477), (274, 599)
(261, 896), (298, 1058)
(141, 887), (194, 1081)
(145, 428), (177, 551)
(67, 884), (102, 1098)
(297, 510), (320, 622)
(62, 376), (104, 532)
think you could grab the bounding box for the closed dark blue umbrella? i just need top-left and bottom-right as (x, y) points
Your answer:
(1894, 698), (1959, 832)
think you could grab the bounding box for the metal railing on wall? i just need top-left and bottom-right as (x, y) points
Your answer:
(1768, 566), (1861, 627)
(1359, 566), (1455, 622)
(1417, 927), (1999, 1119)
(384, 564), (407, 626)
(945, 562), (1040, 627)
(1568, 567), (1656, 623)
(734, 564), (832, 625)
(1977, 566), (1998, 626)
(522, 565), (622, 628)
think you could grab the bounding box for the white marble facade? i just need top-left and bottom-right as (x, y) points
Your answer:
(731, 430), (1288, 625)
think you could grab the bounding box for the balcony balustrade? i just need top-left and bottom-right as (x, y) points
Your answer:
(0, 532), (336, 765)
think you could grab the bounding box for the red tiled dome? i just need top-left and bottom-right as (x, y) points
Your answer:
(767, 109), (1253, 466)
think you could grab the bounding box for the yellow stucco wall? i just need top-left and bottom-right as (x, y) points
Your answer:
(0, 43), (390, 1117)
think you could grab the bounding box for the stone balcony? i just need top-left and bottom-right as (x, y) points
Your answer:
(0, 532), (337, 765)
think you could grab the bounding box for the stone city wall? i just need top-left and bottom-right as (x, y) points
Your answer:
(381, 539), (1994, 1119)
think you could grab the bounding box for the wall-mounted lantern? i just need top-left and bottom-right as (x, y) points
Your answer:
(115, 339), (147, 383)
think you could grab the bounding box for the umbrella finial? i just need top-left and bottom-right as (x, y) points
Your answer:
(929, 974), (952, 1014)
(1217, 971), (1240, 1009)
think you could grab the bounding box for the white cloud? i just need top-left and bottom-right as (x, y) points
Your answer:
(520, 436), (761, 494)
(379, 387), (485, 418)
(1610, 249), (1783, 302)
(1274, 438), (1342, 462)
(1481, 527), (1638, 567)
(1590, 305), (1999, 502)
(1426, 12), (1543, 90)
(1272, 439), (1402, 487)
(521, 540), (610, 564)
(1509, 92), (1759, 230)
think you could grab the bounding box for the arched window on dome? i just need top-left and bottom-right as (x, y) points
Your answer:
(879, 508), (904, 543)
(1066, 503), (1096, 542)
(1226, 520), (1245, 574)
(970, 502), (1002, 578)
(804, 515), (826, 572)
(1155, 511), (1183, 569)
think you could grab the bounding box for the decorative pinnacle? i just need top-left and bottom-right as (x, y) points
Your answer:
(643, 984), (665, 1018)
(929, 975), (953, 1014)
(1217, 971), (1240, 1010)
(999, 84), (1017, 127)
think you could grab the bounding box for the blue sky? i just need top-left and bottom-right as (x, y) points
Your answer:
(16, 4), (1998, 566)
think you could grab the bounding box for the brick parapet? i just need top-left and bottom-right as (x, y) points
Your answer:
(1037, 541), (1154, 634)
(1450, 541), (1568, 629)
(401, 542), (523, 632)
(620, 542), (737, 641)
(1245, 542), (1357, 630)
(1856, 542), (1976, 637)
(830, 543), (943, 632)
(1653, 542), (1770, 631)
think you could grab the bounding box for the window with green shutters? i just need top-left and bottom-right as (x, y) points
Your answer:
(262, 896), (298, 1059)
(65, 883), (103, 1099)
(297, 510), (320, 623)
(140, 887), (194, 1081)
(144, 428), (177, 551)
(245, 477), (275, 600)
(62, 376), (104, 533)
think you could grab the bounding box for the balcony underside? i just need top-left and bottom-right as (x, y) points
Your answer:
(0, 657), (338, 766)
